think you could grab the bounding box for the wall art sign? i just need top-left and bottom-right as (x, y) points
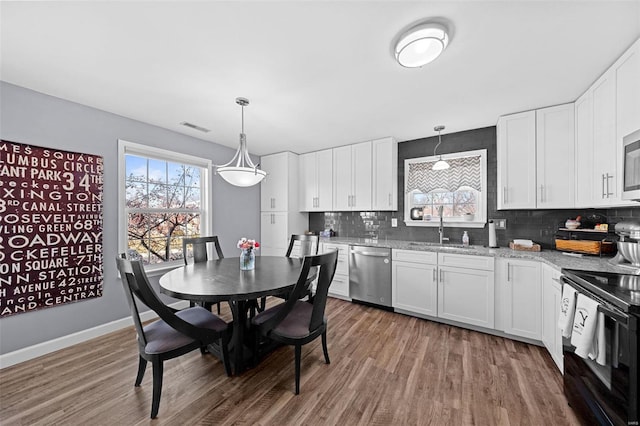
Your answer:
(0, 140), (104, 317)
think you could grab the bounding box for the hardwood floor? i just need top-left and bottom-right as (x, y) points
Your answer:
(0, 298), (580, 425)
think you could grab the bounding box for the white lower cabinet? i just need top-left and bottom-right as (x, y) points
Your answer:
(437, 253), (495, 329)
(542, 263), (564, 372)
(497, 258), (542, 340)
(322, 242), (349, 298)
(392, 250), (438, 316)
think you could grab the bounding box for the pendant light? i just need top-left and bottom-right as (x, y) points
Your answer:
(215, 97), (266, 187)
(432, 125), (450, 170)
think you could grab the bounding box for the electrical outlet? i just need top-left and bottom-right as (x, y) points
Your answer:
(391, 218), (398, 227)
(494, 219), (507, 230)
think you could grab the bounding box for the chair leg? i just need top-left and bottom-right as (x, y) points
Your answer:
(220, 337), (232, 377)
(217, 302), (221, 314)
(151, 359), (163, 419)
(321, 331), (330, 364)
(294, 345), (301, 395)
(135, 356), (147, 386)
(259, 296), (266, 312)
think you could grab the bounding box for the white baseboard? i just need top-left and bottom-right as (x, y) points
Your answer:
(0, 300), (190, 369)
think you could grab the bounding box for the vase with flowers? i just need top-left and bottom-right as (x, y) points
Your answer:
(237, 237), (259, 270)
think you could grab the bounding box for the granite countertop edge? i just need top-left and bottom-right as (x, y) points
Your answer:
(320, 237), (635, 275)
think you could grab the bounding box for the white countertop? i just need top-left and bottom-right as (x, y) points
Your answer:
(320, 237), (637, 275)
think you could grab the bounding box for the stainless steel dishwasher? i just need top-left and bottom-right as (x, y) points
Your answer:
(349, 245), (392, 308)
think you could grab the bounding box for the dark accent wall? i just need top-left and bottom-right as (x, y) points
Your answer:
(309, 126), (640, 248)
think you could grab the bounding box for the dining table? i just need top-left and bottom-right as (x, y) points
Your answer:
(159, 255), (308, 374)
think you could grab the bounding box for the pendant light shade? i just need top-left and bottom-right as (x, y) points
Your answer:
(215, 97), (266, 187)
(395, 22), (449, 68)
(432, 125), (450, 170)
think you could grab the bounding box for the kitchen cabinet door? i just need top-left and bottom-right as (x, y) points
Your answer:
(575, 92), (594, 207)
(616, 39), (640, 140)
(592, 72), (618, 206)
(333, 142), (372, 211)
(372, 137), (398, 211)
(497, 110), (537, 209)
(536, 104), (575, 208)
(260, 212), (288, 256)
(333, 145), (352, 211)
(392, 261), (437, 316)
(542, 263), (563, 372)
(300, 149), (333, 211)
(260, 152), (292, 211)
(437, 265), (495, 329)
(498, 258), (542, 340)
(392, 249), (438, 316)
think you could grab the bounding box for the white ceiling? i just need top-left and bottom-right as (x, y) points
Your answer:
(1, 1), (639, 156)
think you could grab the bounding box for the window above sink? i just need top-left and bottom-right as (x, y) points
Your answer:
(404, 149), (487, 228)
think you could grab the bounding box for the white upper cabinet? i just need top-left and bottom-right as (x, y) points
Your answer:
(616, 39), (640, 145)
(333, 141), (372, 211)
(575, 38), (640, 207)
(496, 110), (537, 209)
(260, 152), (297, 211)
(536, 104), (575, 208)
(497, 104), (575, 209)
(300, 149), (333, 212)
(372, 137), (398, 211)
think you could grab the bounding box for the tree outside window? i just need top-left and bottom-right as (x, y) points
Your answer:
(125, 154), (204, 265)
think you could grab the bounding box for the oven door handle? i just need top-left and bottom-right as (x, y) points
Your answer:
(560, 276), (629, 326)
(598, 304), (629, 326)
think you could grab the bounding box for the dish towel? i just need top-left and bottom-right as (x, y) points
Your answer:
(571, 294), (600, 359)
(588, 312), (607, 366)
(558, 284), (577, 338)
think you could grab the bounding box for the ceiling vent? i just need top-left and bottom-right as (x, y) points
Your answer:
(179, 121), (211, 133)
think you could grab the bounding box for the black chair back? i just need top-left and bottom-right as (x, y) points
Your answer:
(285, 234), (319, 258)
(261, 250), (338, 333)
(182, 236), (224, 265)
(116, 253), (215, 343)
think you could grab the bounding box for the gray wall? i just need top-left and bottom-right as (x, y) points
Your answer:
(0, 82), (261, 354)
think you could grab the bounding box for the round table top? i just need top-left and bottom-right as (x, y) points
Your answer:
(159, 256), (305, 303)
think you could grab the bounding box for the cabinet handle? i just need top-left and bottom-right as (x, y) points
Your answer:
(507, 263), (511, 282)
(503, 187), (507, 204)
(551, 277), (561, 284)
(388, 193), (392, 206)
(439, 269), (443, 282)
(602, 174), (607, 199)
(605, 173), (613, 198)
(433, 268), (437, 282)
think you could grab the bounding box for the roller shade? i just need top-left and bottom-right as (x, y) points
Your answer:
(406, 155), (482, 193)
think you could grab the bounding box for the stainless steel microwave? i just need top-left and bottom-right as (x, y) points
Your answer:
(623, 128), (640, 201)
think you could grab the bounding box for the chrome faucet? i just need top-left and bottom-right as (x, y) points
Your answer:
(438, 206), (449, 245)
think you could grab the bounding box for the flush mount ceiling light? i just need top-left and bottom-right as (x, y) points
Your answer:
(215, 97), (266, 187)
(432, 125), (450, 170)
(394, 22), (449, 68)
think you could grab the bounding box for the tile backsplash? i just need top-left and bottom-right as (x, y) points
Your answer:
(309, 126), (640, 249)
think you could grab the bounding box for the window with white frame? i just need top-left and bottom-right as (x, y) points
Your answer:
(404, 149), (487, 228)
(118, 140), (211, 269)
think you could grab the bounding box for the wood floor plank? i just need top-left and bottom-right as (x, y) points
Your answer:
(0, 297), (580, 425)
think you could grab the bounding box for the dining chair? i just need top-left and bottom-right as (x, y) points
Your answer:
(116, 252), (231, 419)
(251, 249), (338, 394)
(183, 236), (224, 313)
(259, 234), (320, 311)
